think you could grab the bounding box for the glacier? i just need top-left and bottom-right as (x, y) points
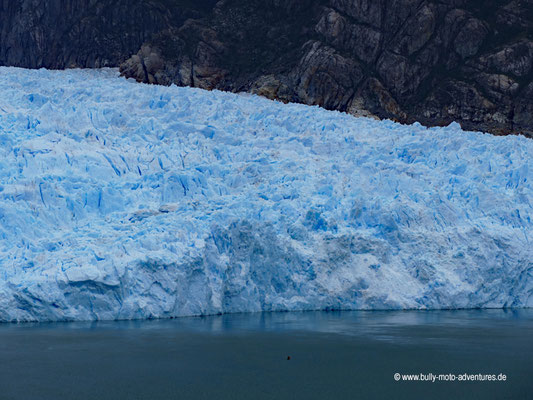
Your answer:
(0, 67), (532, 322)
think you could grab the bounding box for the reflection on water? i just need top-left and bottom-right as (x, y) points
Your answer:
(1, 309), (532, 400)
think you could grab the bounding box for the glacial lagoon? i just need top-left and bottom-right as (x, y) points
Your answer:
(0, 310), (532, 400)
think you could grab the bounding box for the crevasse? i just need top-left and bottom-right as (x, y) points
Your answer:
(0, 67), (531, 322)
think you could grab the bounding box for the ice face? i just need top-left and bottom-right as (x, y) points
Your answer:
(0, 67), (531, 322)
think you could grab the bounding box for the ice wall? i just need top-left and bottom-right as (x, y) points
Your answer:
(0, 67), (531, 322)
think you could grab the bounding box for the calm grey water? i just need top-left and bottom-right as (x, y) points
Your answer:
(0, 310), (532, 400)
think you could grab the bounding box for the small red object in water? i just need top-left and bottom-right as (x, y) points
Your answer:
(287, 356), (291, 360)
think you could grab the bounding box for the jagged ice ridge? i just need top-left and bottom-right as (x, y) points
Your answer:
(0, 67), (532, 322)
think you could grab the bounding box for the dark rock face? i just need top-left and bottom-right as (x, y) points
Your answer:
(1, 0), (532, 137)
(117, 0), (533, 137)
(0, 0), (216, 68)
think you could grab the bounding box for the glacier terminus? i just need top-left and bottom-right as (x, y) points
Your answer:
(0, 67), (531, 322)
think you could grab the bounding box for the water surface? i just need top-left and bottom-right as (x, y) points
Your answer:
(0, 310), (532, 399)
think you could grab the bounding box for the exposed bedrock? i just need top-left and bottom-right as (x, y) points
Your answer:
(0, 0), (218, 69)
(1, 0), (532, 136)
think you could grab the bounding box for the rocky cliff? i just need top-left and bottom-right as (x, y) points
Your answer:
(1, 0), (532, 136)
(0, 0), (216, 68)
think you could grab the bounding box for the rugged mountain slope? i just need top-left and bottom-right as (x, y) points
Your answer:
(119, 0), (533, 137)
(0, 0), (216, 68)
(1, 0), (532, 136)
